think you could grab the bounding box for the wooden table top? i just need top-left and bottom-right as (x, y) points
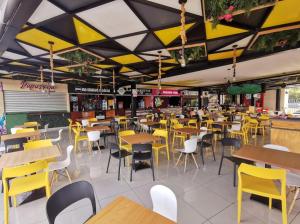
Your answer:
(121, 133), (159, 145)
(140, 121), (160, 126)
(0, 145), (61, 169)
(175, 127), (200, 135)
(86, 196), (175, 224)
(233, 145), (300, 173)
(213, 121), (240, 126)
(85, 126), (111, 132)
(1, 130), (41, 142)
(178, 118), (190, 123)
(89, 119), (111, 125)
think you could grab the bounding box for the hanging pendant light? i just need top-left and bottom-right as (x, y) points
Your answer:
(232, 44), (238, 82)
(39, 65), (45, 93)
(48, 41), (55, 86)
(158, 50), (162, 90)
(179, 0), (187, 67)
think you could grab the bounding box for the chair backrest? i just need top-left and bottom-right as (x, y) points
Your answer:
(10, 127), (22, 134)
(150, 185), (177, 222)
(46, 181), (96, 224)
(87, 131), (100, 142)
(231, 123), (241, 131)
(24, 139), (53, 151)
(81, 119), (89, 127)
(67, 118), (73, 125)
(60, 145), (73, 167)
(183, 138), (197, 153)
(159, 120), (167, 125)
(132, 144), (152, 160)
(238, 163), (286, 196)
(153, 129), (168, 140)
(44, 123), (49, 132)
(170, 119), (179, 126)
(119, 130), (135, 137)
(75, 122), (82, 129)
(174, 124), (183, 129)
(179, 115), (185, 119)
(212, 123), (222, 129)
(16, 128), (35, 133)
(221, 138), (241, 148)
(263, 144), (289, 152)
(4, 137), (28, 153)
(202, 133), (213, 142)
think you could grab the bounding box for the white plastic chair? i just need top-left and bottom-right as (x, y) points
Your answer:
(179, 115), (185, 119)
(191, 127), (208, 142)
(150, 185), (177, 222)
(81, 119), (89, 127)
(49, 145), (73, 185)
(175, 138), (198, 172)
(228, 123), (241, 133)
(139, 118), (148, 133)
(51, 129), (63, 151)
(10, 128), (22, 134)
(87, 131), (101, 153)
(41, 123), (49, 139)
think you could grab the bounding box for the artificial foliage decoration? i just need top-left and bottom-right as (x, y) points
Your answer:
(227, 84), (262, 95)
(227, 85), (242, 95)
(251, 29), (300, 53)
(169, 46), (206, 65)
(204, 0), (276, 28)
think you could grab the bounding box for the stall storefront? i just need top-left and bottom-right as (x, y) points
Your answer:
(181, 90), (199, 110)
(0, 79), (69, 133)
(152, 89), (182, 115)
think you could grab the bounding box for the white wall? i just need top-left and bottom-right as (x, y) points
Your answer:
(264, 90), (276, 111)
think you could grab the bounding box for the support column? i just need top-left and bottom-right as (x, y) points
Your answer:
(198, 88), (202, 109)
(232, 95), (236, 104)
(276, 89), (281, 111)
(131, 82), (137, 118)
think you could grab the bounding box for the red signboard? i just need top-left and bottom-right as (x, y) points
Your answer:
(152, 89), (181, 96)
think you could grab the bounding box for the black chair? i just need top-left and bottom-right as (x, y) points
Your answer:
(4, 137), (27, 153)
(131, 144), (155, 182)
(218, 138), (254, 187)
(212, 123), (223, 139)
(198, 133), (216, 165)
(106, 142), (132, 181)
(46, 181), (96, 224)
(102, 120), (118, 147)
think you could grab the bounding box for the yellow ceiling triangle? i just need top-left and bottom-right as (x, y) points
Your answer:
(161, 58), (178, 64)
(154, 23), (195, 46)
(208, 49), (243, 61)
(73, 18), (105, 44)
(9, 62), (31, 67)
(54, 66), (70, 72)
(110, 54), (143, 65)
(120, 66), (133, 73)
(205, 22), (247, 39)
(161, 66), (176, 71)
(262, 0), (300, 28)
(93, 64), (114, 69)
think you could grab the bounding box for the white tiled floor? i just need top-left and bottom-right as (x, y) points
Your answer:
(1, 129), (300, 224)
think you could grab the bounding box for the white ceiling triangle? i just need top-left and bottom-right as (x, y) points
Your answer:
(218, 35), (254, 51)
(116, 33), (147, 51)
(18, 42), (47, 56)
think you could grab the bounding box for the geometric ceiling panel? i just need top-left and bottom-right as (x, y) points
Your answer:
(40, 15), (77, 43)
(88, 47), (125, 58)
(16, 29), (74, 51)
(18, 42), (48, 56)
(217, 35), (254, 52)
(262, 0), (300, 28)
(116, 33), (147, 51)
(205, 22), (248, 39)
(138, 54), (158, 61)
(73, 18), (106, 44)
(147, 0), (202, 16)
(110, 54), (143, 65)
(129, 0), (195, 29)
(232, 8), (270, 29)
(87, 40), (128, 57)
(28, 0), (65, 24)
(122, 71), (142, 76)
(206, 35), (244, 52)
(208, 49), (244, 61)
(144, 49), (170, 57)
(7, 41), (28, 55)
(1, 51), (27, 60)
(154, 23), (195, 46)
(120, 66), (133, 73)
(51, 0), (103, 11)
(77, 0), (147, 37)
(135, 33), (164, 52)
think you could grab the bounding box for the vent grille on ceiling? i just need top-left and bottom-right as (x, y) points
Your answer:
(4, 91), (68, 113)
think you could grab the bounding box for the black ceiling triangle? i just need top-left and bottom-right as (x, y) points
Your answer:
(135, 33), (164, 52)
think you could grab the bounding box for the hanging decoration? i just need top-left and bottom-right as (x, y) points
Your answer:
(158, 50), (162, 90)
(232, 44), (238, 82)
(48, 41), (55, 86)
(170, 45), (206, 65)
(39, 65), (44, 85)
(227, 84), (262, 95)
(112, 69), (116, 94)
(99, 76), (102, 93)
(179, 0), (188, 67)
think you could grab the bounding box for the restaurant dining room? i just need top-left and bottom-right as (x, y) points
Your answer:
(1, 0), (300, 223)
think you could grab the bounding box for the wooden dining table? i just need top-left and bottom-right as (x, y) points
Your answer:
(233, 145), (300, 173)
(0, 130), (41, 142)
(86, 196), (175, 224)
(0, 145), (61, 169)
(175, 127), (201, 136)
(85, 126), (111, 132)
(120, 133), (159, 145)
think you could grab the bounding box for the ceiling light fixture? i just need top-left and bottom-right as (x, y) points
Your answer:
(179, 0), (187, 67)
(48, 41), (55, 86)
(232, 44), (238, 82)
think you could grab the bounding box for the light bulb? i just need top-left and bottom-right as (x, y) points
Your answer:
(51, 80), (55, 86)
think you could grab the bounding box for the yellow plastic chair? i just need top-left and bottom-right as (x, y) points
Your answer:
(237, 163), (287, 224)
(206, 119), (214, 131)
(152, 129), (170, 165)
(24, 139), (53, 151)
(188, 119), (198, 128)
(24, 121), (39, 129)
(170, 119), (179, 132)
(159, 119), (168, 130)
(15, 128), (35, 134)
(119, 130), (135, 152)
(248, 119), (259, 136)
(118, 117), (128, 130)
(88, 118), (97, 122)
(72, 128), (89, 153)
(67, 119), (77, 141)
(230, 123), (249, 144)
(172, 124), (186, 147)
(2, 160), (50, 224)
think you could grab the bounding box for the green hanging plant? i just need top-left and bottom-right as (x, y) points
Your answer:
(169, 46), (206, 65)
(240, 84), (262, 94)
(204, 0), (276, 28)
(227, 85), (242, 95)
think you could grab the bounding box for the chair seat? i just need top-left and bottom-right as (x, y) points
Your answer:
(111, 150), (132, 158)
(132, 152), (152, 160)
(241, 174), (281, 198)
(198, 141), (211, 148)
(9, 173), (46, 196)
(121, 144), (132, 151)
(153, 143), (166, 149)
(76, 135), (88, 141)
